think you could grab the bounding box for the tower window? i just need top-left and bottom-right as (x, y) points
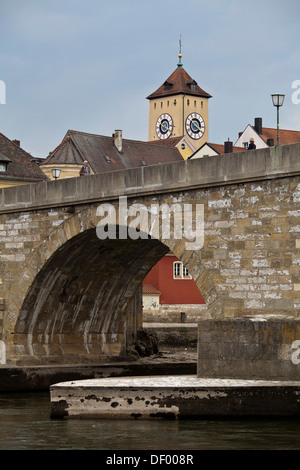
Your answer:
(194, 100), (196, 107)
(154, 103), (156, 109)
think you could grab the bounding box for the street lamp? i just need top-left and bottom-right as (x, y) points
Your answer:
(271, 93), (285, 147)
(51, 168), (61, 180)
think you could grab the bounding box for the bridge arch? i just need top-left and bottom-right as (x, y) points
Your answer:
(4, 204), (219, 365)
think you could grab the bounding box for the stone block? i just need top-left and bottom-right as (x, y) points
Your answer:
(197, 318), (300, 380)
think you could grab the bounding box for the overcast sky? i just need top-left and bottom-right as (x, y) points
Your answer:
(0, 0), (299, 158)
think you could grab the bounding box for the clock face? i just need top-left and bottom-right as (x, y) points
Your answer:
(156, 114), (173, 139)
(186, 113), (205, 139)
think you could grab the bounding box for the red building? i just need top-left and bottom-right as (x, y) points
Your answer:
(143, 254), (205, 305)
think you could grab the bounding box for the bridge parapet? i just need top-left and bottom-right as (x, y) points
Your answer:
(1, 143), (300, 214)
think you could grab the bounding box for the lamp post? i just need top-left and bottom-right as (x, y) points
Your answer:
(271, 93), (285, 148)
(51, 168), (61, 180)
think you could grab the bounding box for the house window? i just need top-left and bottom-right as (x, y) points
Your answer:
(0, 163), (7, 172)
(183, 266), (189, 278)
(173, 261), (191, 279)
(243, 142), (248, 148)
(174, 262), (181, 278)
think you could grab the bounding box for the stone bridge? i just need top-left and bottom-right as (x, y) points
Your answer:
(0, 143), (300, 366)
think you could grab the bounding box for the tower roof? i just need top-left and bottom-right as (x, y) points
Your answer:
(147, 65), (212, 100)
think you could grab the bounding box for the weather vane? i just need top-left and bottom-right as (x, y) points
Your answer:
(177, 34), (183, 68)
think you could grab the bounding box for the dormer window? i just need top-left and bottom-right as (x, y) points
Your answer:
(186, 80), (197, 92)
(0, 152), (11, 173)
(163, 80), (174, 92)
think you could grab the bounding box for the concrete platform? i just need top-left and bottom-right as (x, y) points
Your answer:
(50, 375), (300, 419)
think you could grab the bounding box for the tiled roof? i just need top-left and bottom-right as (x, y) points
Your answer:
(0, 132), (47, 181)
(260, 127), (300, 145)
(41, 130), (182, 173)
(42, 134), (83, 165)
(148, 137), (183, 147)
(206, 143), (246, 154)
(143, 284), (161, 295)
(147, 66), (212, 100)
(189, 142), (246, 159)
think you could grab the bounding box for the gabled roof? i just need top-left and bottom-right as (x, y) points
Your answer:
(260, 127), (300, 145)
(0, 151), (12, 163)
(147, 66), (212, 100)
(41, 129), (182, 173)
(43, 133), (83, 165)
(189, 142), (245, 158)
(235, 118), (300, 147)
(0, 132), (47, 181)
(204, 142), (245, 154)
(143, 284), (161, 295)
(148, 135), (196, 156)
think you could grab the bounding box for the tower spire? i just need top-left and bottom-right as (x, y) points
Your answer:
(177, 35), (183, 68)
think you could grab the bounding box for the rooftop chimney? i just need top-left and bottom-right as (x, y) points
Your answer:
(12, 139), (20, 146)
(224, 138), (233, 154)
(113, 130), (122, 152)
(254, 117), (262, 135)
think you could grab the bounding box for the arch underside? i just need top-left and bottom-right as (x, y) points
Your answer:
(14, 228), (170, 364)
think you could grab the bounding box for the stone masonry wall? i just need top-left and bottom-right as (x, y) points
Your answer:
(197, 318), (300, 380)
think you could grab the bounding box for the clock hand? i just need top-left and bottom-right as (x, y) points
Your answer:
(191, 120), (200, 131)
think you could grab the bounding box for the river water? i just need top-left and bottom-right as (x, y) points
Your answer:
(0, 392), (300, 451)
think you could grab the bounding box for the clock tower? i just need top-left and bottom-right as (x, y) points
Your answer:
(147, 46), (212, 152)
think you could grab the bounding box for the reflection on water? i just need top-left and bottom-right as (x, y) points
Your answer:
(0, 393), (300, 450)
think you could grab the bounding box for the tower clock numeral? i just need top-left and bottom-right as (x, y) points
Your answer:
(156, 114), (173, 139)
(186, 113), (205, 139)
